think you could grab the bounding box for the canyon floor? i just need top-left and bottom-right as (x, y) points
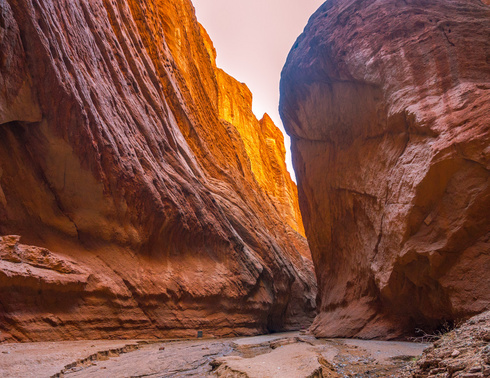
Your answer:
(0, 332), (428, 377)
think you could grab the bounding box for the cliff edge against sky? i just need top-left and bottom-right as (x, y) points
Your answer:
(0, 0), (315, 341)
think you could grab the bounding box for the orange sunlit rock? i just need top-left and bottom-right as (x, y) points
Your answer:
(215, 63), (305, 238)
(0, 0), (315, 342)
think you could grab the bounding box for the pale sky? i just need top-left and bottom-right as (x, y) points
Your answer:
(192, 0), (325, 182)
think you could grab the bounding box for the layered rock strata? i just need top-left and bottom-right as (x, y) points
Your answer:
(280, 0), (490, 338)
(0, 0), (315, 342)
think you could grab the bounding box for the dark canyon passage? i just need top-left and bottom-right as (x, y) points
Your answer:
(0, 0), (316, 342)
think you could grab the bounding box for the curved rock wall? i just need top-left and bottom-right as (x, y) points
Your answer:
(0, 0), (315, 341)
(280, 0), (490, 338)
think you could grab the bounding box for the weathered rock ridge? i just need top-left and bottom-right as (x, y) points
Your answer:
(280, 0), (490, 338)
(0, 0), (315, 341)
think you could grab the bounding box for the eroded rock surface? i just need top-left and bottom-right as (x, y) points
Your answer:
(280, 0), (490, 338)
(0, 0), (315, 341)
(403, 310), (490, 378)
(0, 332), (428, 377)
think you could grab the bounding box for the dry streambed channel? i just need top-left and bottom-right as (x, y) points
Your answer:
(0, 332), (428, 377)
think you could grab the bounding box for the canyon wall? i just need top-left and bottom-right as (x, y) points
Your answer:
(0, 0), (315, 342)
(280, 0), (490, 338)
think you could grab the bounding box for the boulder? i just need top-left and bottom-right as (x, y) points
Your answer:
(280, 0), (490, 338)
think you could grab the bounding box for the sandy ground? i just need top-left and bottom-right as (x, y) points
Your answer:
(0, 332), (429, 377)
(0, 340), (139, 377)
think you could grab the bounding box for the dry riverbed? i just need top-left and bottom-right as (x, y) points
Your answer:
(0, 332), (428, 377)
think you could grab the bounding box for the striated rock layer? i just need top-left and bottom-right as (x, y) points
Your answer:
(0, 0), (315, 342)
(280, 0), (490, 338)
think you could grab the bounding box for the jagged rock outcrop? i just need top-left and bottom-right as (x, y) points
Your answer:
(403, 311), (490, 377)
(0, 0), (315, 342)
(280, 0), (490, 338)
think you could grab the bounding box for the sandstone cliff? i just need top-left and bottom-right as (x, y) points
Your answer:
(0, 0), (315, 342)
(281, 0), (490, 338)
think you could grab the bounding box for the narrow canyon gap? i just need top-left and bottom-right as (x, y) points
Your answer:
(280, 0), (490, 338)
(2, 0), (489, 346)
(0, 0), (316, 341)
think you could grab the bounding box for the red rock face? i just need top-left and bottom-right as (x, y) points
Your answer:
(0, 0), (315, 342)
(280, 0), (490, 338)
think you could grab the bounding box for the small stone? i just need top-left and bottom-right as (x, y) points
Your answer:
(447, 362), (466, 374)
(480, 329), (490, 342)
(429, 367), (446, 375)
(159, 347), (165, 351)
(420, 358), (442, 369)
(483, 354), (490, 365)
(482, 365), (490, 375)
(468, 365), (482, 373)
(451, 350), (461, 358)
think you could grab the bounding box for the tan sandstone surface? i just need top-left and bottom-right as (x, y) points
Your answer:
(280, 0), (490, 338)
(0, 332), (429, 377)
(0, 0), (315, 342)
